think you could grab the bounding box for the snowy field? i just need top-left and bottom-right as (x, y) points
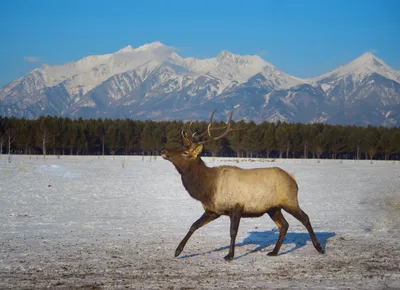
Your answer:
(0, 155), (399, 289)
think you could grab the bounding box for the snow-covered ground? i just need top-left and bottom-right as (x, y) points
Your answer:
(0, 155), (399, 289)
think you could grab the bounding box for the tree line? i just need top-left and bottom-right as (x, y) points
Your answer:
(0, 115), (400, 160)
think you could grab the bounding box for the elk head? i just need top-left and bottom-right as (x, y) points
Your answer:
(161, 111), (244, 171)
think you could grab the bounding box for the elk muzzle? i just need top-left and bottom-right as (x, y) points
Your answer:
(161, 149), (169, 160)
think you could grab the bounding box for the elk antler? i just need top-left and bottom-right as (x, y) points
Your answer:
(181, 129), (192, 145)
(181, 120), (197, 145)
(181, 110), (246, 146)
(192, 110), (230, 140)
(200, 111), (246, 144)
(182, 110), (225, 145)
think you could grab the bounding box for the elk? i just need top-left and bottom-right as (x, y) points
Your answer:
(161, 111), (324, 261)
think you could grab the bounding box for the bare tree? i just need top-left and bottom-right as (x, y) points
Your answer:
(0, 134), (3, 156)
(36, 117), (56, 158)
(368, 147), (377, 161)
(4, 125), (14, 163)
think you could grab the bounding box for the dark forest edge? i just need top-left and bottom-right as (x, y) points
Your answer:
(1, 116), (400, 160)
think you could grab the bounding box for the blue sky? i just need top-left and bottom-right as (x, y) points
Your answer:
(0, 0), (399, 87)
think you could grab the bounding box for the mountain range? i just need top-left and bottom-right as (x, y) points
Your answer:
(1, 41), (399, 126)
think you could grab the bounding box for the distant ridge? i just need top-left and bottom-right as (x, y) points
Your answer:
(1, 42), (399, 127)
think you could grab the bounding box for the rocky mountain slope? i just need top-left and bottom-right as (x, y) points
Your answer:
(1, 42), (399, 126)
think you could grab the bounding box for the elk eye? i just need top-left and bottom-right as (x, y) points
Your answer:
(182, 151), (189, 156)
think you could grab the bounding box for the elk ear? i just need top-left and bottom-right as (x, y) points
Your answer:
(192, 144), (203, 157)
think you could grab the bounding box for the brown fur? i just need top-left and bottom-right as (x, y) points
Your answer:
(161, 143), (324, 261)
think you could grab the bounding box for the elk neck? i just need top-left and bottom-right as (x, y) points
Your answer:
(179, 157), (217, 204)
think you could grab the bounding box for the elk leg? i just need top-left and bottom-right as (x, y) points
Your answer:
(267, 208), (289, 256)
(284, 207), (324, 254)
(224, 207), (242, 261)
(175, 211), (220, 257)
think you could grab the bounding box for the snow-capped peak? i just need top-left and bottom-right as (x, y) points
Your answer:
(217, 50), (235, 59)
(2, 42), (303, 101)
(117, 45), (135, 53)
(313, 52), (400, 83)
(117, 42), (167, 54)
(134, 41), (165, 52)
(215, 50), (265, 64)
(346, 52), (388, 71)
(181, 50), (276, 88)
(13, 42), (178, 98)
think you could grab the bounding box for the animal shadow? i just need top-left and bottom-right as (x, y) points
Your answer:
(180, 228), (336, 260)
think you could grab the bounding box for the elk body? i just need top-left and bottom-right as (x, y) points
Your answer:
(161, 112), (324, 261)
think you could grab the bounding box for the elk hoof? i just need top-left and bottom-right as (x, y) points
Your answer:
(315, 243), (324, 254)
(224, 254), (233, 261)
(175, 248), (183, 257)
(267, 251), (278, 256)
